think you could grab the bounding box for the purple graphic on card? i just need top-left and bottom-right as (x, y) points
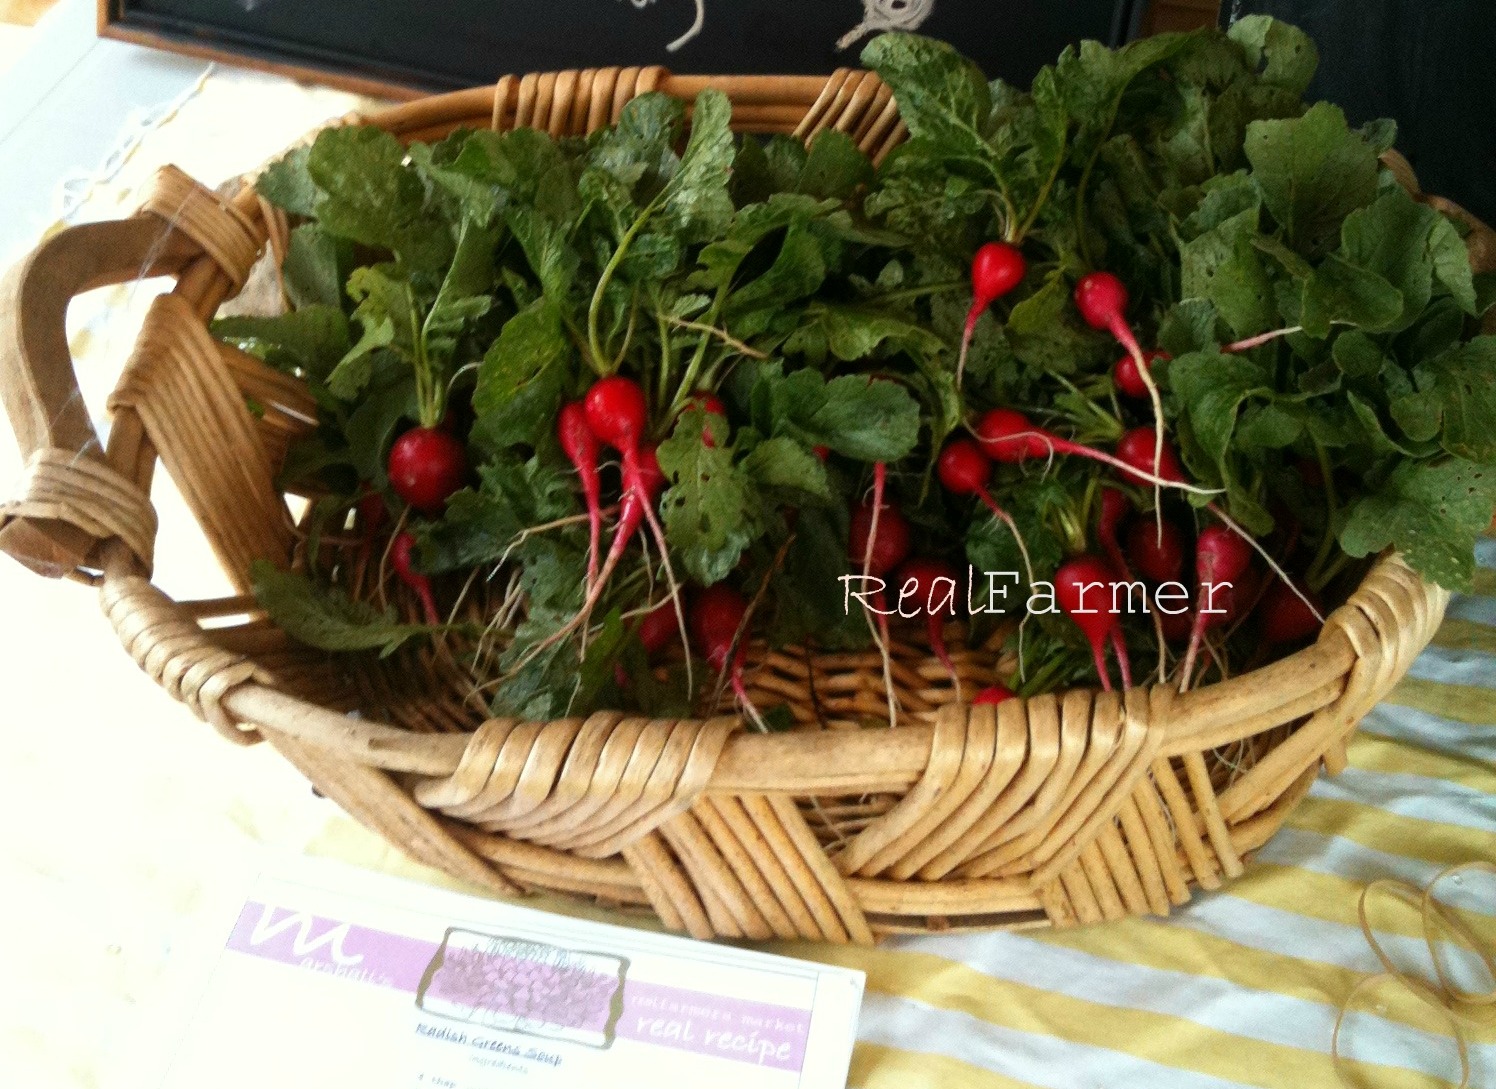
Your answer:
(418, 929), (628, 1049)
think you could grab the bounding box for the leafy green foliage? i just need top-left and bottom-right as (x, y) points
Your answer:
(1340, 460), (1496, 590)
(213, 306), (350, 381)
(1244, 103), (1380, 258)
(250, 561), (431, 656)
(757, 369), (921, 462)
(656, 417), (760, 585)
(471, 299), (569, 452)
(243, 20), (1496, 727)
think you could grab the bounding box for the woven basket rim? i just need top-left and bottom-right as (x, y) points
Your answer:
(0, 62), (1464, 941)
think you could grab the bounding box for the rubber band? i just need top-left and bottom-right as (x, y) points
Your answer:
(1332, 865), (1496, 1087)
(1331, 972), (1469, 1089)
(1422, 862), (1496, 1009)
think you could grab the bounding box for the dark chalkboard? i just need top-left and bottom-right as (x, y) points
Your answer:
(1224, 1), (1496, 225)
(104, 0), (1145, 96)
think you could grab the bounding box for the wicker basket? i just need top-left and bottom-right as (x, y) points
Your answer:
(2, 67), (1488, 943)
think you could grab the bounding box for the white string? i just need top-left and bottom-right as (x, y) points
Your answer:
(838, 0), (935, 51)
(618, 0), (706, 52)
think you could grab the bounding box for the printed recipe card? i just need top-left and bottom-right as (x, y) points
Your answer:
(150, 859), (864, 1088)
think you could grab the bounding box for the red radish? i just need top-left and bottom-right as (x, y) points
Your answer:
(388, 426), (466, 513)
(1075, 272), (1142, 357)
(1158, 606), (1192, 642)
(1126, 517), (1187, 584)
(678, 392), (727, 448)
(1215, 571), (1255, 626)
(849, 499), (912, 576)
(390, 531), (440, 625)
(956, 242), (1027, 387)
(582, 376), (689, 665)
(523, 443), (672, 670)
(558, 400), (602, 590)
(354, 485), (387, 574)
(1111, 430), (1321, 630)
(1054, 554), (1130, 692)
(975, 408), (1051, 463)
(937, 438), (1001, 514)
(1076, 271), (1169, 510)
(1259, 579), (1323, 644)
(1097, 487), (1132, 578)
(583, 375), (649, 453)
(973, 409), (1213, 493)
(616, 446), (665, 548)
(895, 557), (961, 683)
(685, 392), (726, 417)
(973, 684), (1015, 706)
(1179, 524), (1253, 690)
(356, 488), (387, 535)
(637, 600), (678, 656)
(690, 583), (763, 723)
(1113, 350), (1168, 400)
(690, 583), (749, 673)
(1114, 427), (1187, 485)
(938, 436), (1036, 586)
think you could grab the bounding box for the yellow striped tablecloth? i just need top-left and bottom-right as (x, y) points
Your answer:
(776, 544), (1496, 1089)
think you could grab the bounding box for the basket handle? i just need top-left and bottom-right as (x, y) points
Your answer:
(0, 215), (200, 579)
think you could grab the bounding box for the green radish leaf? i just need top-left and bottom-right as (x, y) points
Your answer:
(861, 34), (995, 170)
(1332, 329), (1385, 379)
(306, 127), (452, 270)
(660, 89), (737, 244)
(761, 369), (921, 463)
(722, 223), (831, 337)
(413, 456), (581, 575)
(1235, 402), (1302, 450)
(493, 612), (579, 719)
(797, 130), (874, 200)
(1245, 102), (1379, 258)
(1406, 338), (1496, 461)
(1227, 15), (1319, 94)
(741, 437), (833, 506)
(1300, 255), (1404, 337)
(282, 224), (349, 310)
(256, 146), (319, 217)
(1179, 204), (1277, 336)
(786, 303), (944, 364)
(471, 299), (570, 453)
(423, 219), (498, 369)
(213, 305), (350, 382)
(250, 560), (430, 656)
(1430, 213), (1480, 315)
(657, 414), (763, 586)
(766, 505), (865, 649)
(1340, 459), (1496, 591)
(328, 265), (415, 399)
(1339, 187), (1438, 332)
(1169, 349), (1270, 481)
(1157, 299), (1223, 357)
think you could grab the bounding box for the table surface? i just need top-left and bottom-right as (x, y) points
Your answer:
(0, 5), (1492, 1088)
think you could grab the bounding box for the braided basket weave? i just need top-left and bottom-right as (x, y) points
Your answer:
(2, 67), (1487, 943)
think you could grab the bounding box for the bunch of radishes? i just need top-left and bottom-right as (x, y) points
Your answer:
(367, 236), (1332, 720)
(936, 245), (1328, 695)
